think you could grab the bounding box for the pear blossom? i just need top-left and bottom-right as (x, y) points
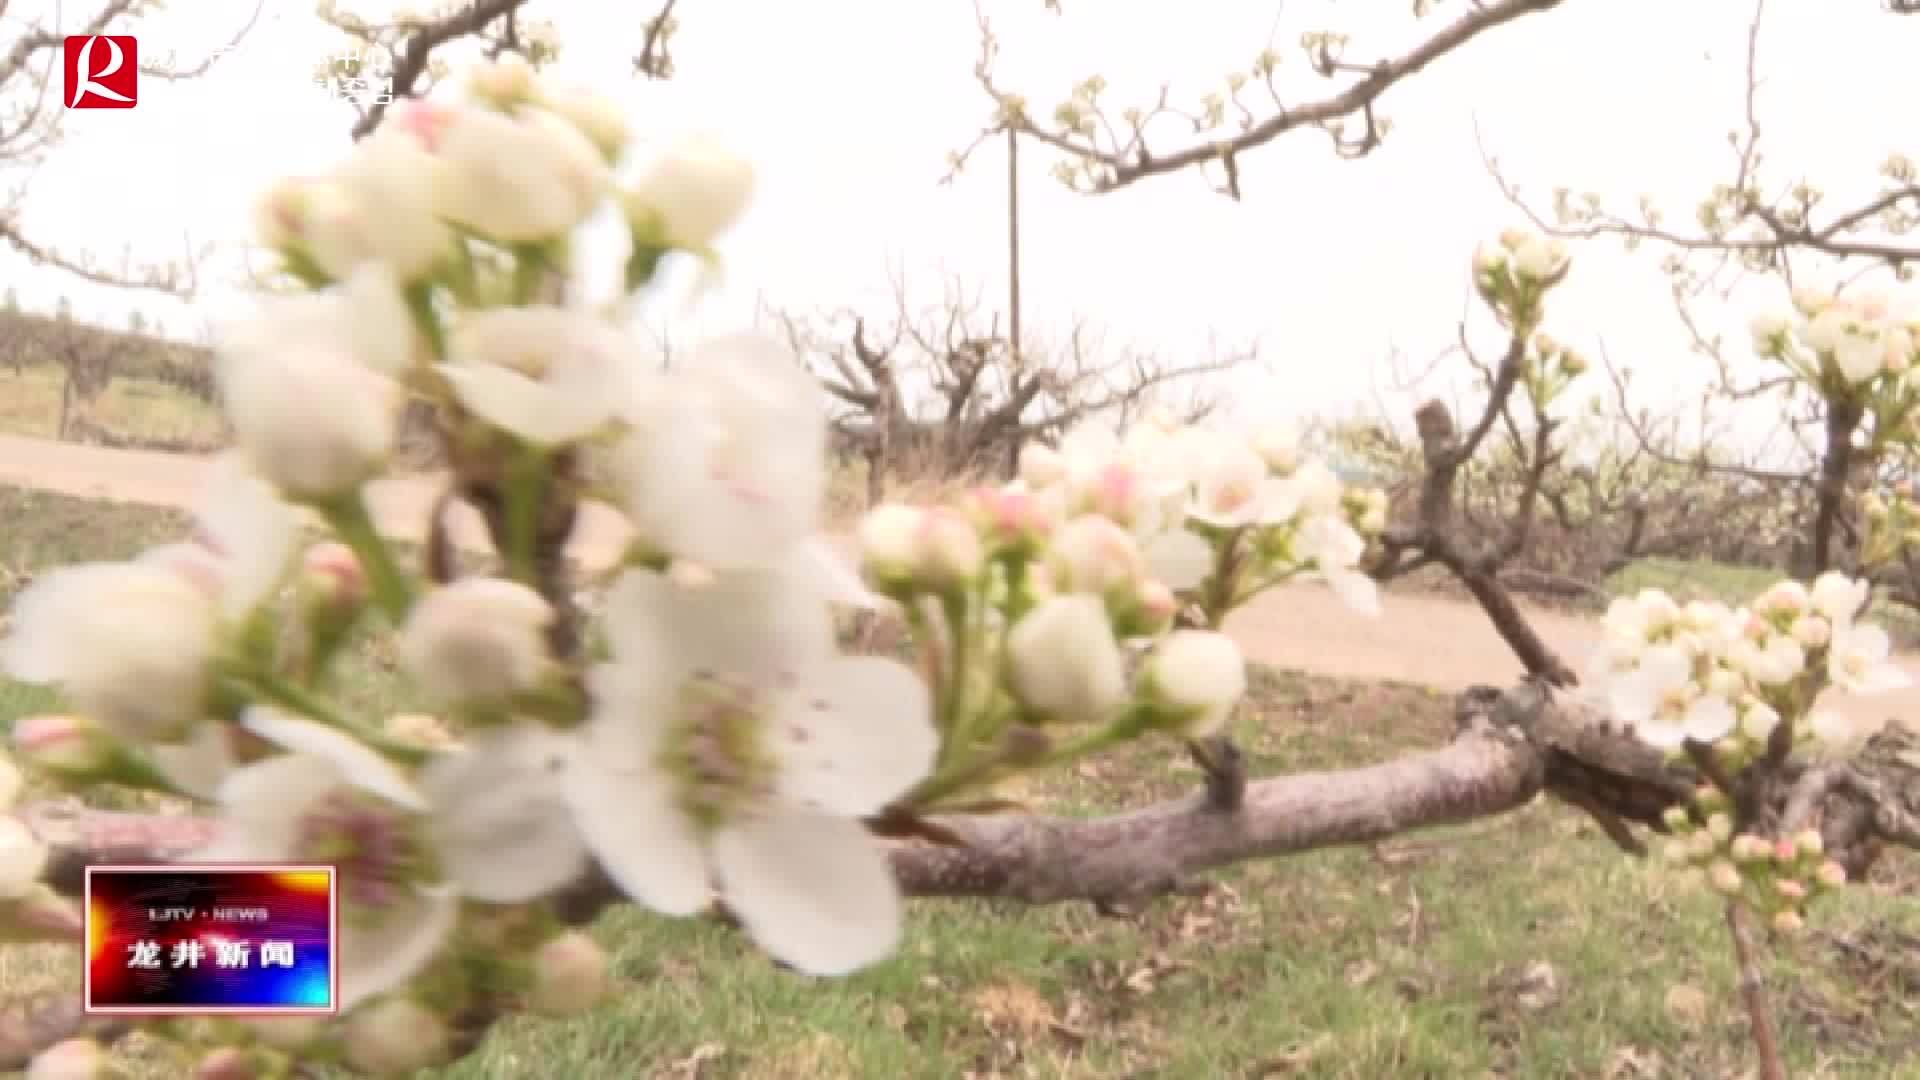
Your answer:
(439, 306), (637, 446)
(1509, 233), (1569, 282)
(1608, 644), (1737, 750)
(1295, 513), (1380, 616)
(388, 100), (609, 243)
(1809, 572), (1870, 623)
(1018, 442), (1066, 488)
(215, 266), (412, 500)
(1139, 630), (1248, 737)
(255, 128), (454, 283)
(529, 931), (611, 1016)
(0, 813), (46, 901)
(1798, 304), (1886, 383)
(1187, 434), (1276, 528)
(613, 332), (829, 569)
(194, 708), (585, 1009)
(624, 135), (757, 252)
(396, 578), (555, 706)
(1826, 621), (1910, 695)
(1006, 594), (1127, 723)
(857, 503), (923, 588)
(343, 996), (453, 1075)
(564, 566), (936, 976)
(2, 561), (217, 743)
(1249, 422), (1301, 474)
(1047, 514), (1148, 597)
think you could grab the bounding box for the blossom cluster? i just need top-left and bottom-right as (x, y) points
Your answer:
(0, 56), (960, 1076)
(1751, 288), (1920, 391)
(1659, 786), (1848, 933)
(1593, 573), (1906, 758)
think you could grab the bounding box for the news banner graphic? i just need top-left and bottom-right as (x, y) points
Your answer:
(63, 35), (139, 109)
(84, 865), (338, 1016)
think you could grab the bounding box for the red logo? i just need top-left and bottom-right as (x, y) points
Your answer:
(64, 36), (138, 109)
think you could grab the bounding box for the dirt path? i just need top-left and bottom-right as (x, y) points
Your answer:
(5, 432), (1919, 728)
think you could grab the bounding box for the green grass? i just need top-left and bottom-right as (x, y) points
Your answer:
(0, 364), (223, 447)
(3, 488), (1920, 1077)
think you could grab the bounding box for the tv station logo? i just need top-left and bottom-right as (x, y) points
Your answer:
(84, 864), (338, 1016)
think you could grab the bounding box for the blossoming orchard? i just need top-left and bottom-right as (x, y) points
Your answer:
(4, 42), (1920, 1078)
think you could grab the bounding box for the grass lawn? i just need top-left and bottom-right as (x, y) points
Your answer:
(1, 487), (1918, 1078)
(0, 364), (224, 447)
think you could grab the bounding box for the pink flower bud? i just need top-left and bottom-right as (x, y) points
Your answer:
(1772, 909), (1805, 933)
(1072, 462), (1149, 528)
(1017, 443), (1066, 488)
(11, 714), (113, 776)
(1706, 813), (1734, 844)
(915, 507), (984, 589)
(1794, 828), (1825, 859)
(857, 503), (923, 591)
(1775, 878), (1808, 902)
(966, 486), (1053, 556)
(1791, 615), (1831, 648)
(1774, 838), (1799, 864)
(26, 1038), (114, 1080)
(1730, 834), (1769, 863)
(1815, 860), (1848, 889)
(530, 931), (611, 1017)
(1047, 515), (1145, 597)
(301, 541), (365, 606)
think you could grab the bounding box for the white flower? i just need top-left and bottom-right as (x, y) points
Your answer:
(1249, 423), (1300, 474)
(1188, 435), (1273, 528)
(1800, 307), (1883, 383)
(265, 128), (453, 283)
(614, 332), (829, 569)
(1142, 528), (1214, 592)
(0, 816), (47, 900)
(1809, 572), (1869, 623)
(1509, 233), (1569, 282)
(1140, 631), (1247, 737)
(215, 266), (411, 500)
(1827, 622), (1910, 695)
(439, 307), (637, 446)
(857, 503), (923, 584)
(1296, 513), (1379, 616)
(2, 561), (217, 743)
(1739, 700), (1781, 743)
(1047, 515), (1146, 597)
(1749, 312), (1791, 355)
(625, 135), (757, 252)
(1006, 594), (1126, 723)
(1753, 579), (1810, 618)
(1275, 460), (1343, 519)
(1609, 644), (1736, 750)
(538, 86), (630, 163)
(566, 566), (935, 976)
(1018, 443), (1066, 488)
(1728, 632), (1805, 686)
(196, 708), (585, 1009)
(396, 578), (555, 706)
(391, 100), (609, 244)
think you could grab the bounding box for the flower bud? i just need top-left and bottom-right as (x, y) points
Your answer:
(1790, 614), (1831, 648)
(1774, 837), (1799, 865)
(395, 578), (555, 707)
(1791, 287), (1833, 318)
(963, 487), (1052, 559)
(915, 507), (985, 590)
(1706, 813), (1734, 844)
(1814, 860), (1848, 889)
(26, 1038), (119, 1080)
(1707, 859), (1742, 895)
(1137, 631), (1247, 738)
(1661, 805), (1693, 832)
(530, 931), (611, 1017)
(1249, 424), (1300, 475)
(1772, 909), (1805, 933)
(1560, 349), (1589, 377)
(1754, 579), (1809, 618)
(1018, 443), (1066, 488)
(1068, 462), (1151, 529)
(298, 541), (365, 613)
(1113, 578), (1178, 639)
(1730, 834), (1769, 863)
(14, 711), (117, 776)
(468, 55), (539, 107)
(1794, 828), (1824, 859)
(344, 997), (453, 1075)
(1775, 878), (1808, 902)
(1692, 783), (1729, 815)
(1662, 838), (1691, 865)
(1687, 830), (1717, 860)
(857, 503), (923, 592)
(1047, 515), (1146, 598)
(194, 1047), (257, 1080)
(1006, 595), (1126, 724)
(624, 134), (756, 253)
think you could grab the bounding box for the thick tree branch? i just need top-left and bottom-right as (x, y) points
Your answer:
(350, 0), (533, 140)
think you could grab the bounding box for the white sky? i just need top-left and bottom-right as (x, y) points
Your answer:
(7, 0), (1919, 451)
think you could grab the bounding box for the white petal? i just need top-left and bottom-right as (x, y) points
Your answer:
(419, 723), (587, 903)
(436, 363), (615, 446)
(194, 454), (300, 618)
(338, 884), (459, 1011)
(1633, 717), (1687, 751)
(148, 722), (239, 801)
(1325, 569), (1381, 616)
(0, 817), (48, 899)
(562, 737), (709, 916)
(771, 656), (937, 817)
(602, 564), (836, 687)
(210, 754), (347, 861)
(240, 708), (426, 812)
(1143, 530), (1212, 591)
(796, 537), (887, 611)
(711, 810), (901, 976)
(1683, 695), (1737, 744)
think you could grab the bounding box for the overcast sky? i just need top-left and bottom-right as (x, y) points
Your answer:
(8, 0), (1918, 447)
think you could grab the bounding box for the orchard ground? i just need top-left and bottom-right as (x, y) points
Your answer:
(1, 466), (1919, 1073)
